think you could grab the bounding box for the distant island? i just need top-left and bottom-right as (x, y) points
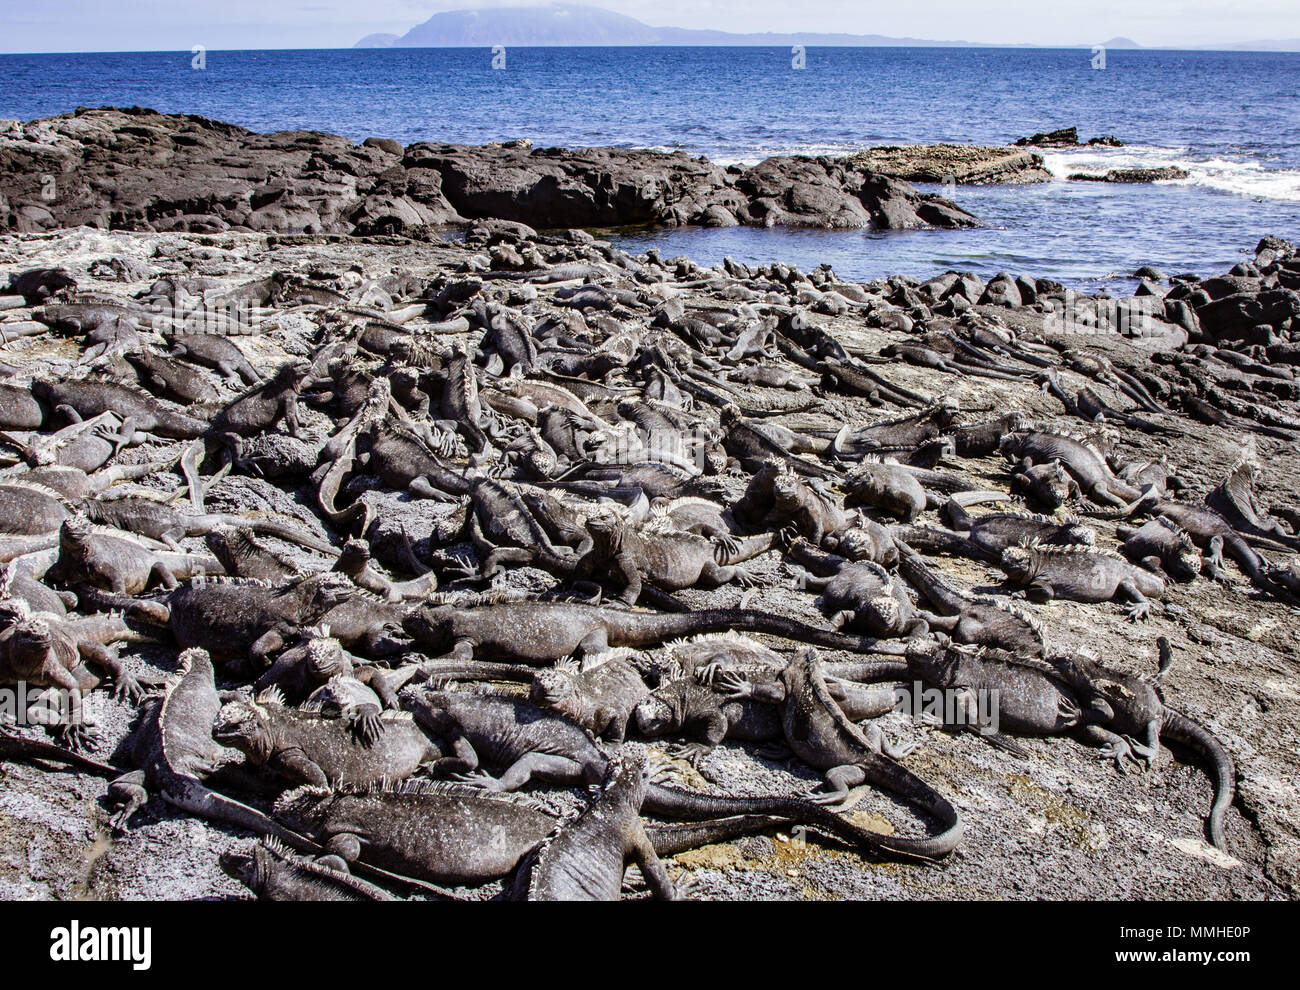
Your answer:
(353, 4), (1300, 51)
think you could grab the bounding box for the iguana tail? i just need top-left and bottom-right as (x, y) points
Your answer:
(626, 608), (883, 654)
(0, 729), (120, 778)
(1161, 709), (1235, 854)
(244, 518), (338, 556)
(646, 816), (790, 857)
(643, 778), (961, 862)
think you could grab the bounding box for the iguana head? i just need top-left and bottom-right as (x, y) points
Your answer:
(272, 785), (333, 832)
(632, 694), (677, 736)
(587, 515), (625, 554)
(529, 667), (578, 711)
(0, 596), (32, 633)
(863, 592), (902, 635)
(301, 572), (356, 614)
(999, 545), (1038, 582)
(218, 846), (263, 892)
(771, 471), (804, 508)
(59, 515), (95, 556)
(839, 526), (894, 565)
(213, 700), (275, 764)
(305, 629), (349, 680)
(5, 618), (54, 672)
(335, 539), (371, 578)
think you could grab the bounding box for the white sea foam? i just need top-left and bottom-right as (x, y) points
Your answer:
(1040, 145), (1300, 202)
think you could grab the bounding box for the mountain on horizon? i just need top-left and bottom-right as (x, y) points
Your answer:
(355, 4), (981, 48)
(351, 4), (1300, 51)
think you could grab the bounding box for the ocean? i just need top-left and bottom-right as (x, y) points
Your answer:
(2, 46), (1298, 289)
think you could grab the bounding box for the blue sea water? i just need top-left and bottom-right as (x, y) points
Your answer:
(1, 46), (1298, 288)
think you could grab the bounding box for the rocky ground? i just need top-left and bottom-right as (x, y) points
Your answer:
(0, 222), (1297, 901)
(842, 145), (1052, 185)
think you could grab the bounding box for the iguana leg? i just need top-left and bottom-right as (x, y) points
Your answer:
(811, 764), (867, 804)
(324, 833), (362, 863)
(700, 562), (758, 588)
(460, 753), (588, 792)
(410, 477), (458, 502)
(429, 734), (479, 777)
(249, 629), (286, 667)
(1077, 724), (1140, 771)
(1024, 580), (1056, 603)
(829, 609), (857, 631)
(78, 640), (142, 704)
(666, 741), (716, 767)
(631, 828), (678, 900)
(272, 748), (330, 788)
(148, 561), (180, 591)
(574, 628), (611, 670)
(858, 721), (919, 760)
(106, 770), (149, 831)
(1116, 581), (1152, 621)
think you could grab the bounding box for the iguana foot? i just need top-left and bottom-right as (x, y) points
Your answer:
(450, 770), (505, 792)
(665, 742), (713, 767)
(348, 710), (386, 748)
(713, 535), (740, 559)
(112, 673), (145, 705)
(54, 720), (99, 753)
(1094, 738), (1136, 772)
(712, 669), (750, 700)
(1126, 602), (1152, 622)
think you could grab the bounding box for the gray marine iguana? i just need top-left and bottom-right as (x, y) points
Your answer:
(511, 744), (679, 900)
(998, 543), (1165, 620)
(213, 689), (444, 789)
(402, 600), (886, 667)
(106, 647), (318, 850)
(713, 648), (963, 859)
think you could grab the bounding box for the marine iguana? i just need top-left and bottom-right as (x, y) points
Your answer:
(578, 516), (772, 605)
(47, 515), (221, 595)
(213, 690), (444, 789)
(31, 378), (208, 439)
(125, 347), (222, 406)
(402, 600), (884, 667)
(529, 656), (651, 743)
(896, 503), (1096, 563)
(1206, 457), (1300, 551)
(274, 779), (558, 886)
(786, 538), (929, 639)
(894, 546), (1045, 655)
(220, 837), (399, 901)
(106, 647), (318, 850)
(166, 332), (261, 385)
(633, 663), (897, 763)
(1046, 645), (1236, 852)
(511, 745), (678, 900)
(84, 494), (336, 555)
(204, 527), (302, 583)
(714, 649), (963, 859)
(1116, 516), (1203, 582)
(1000, 429), (1151, 509)
(999, 543), (1165, 620)
(402, 684), (962, 861)
(138, 572), (357, 666)
(0, 598), (144, 733)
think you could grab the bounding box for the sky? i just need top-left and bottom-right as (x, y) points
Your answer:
(0, 0), (1295, 53)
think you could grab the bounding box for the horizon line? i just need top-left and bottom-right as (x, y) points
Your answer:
(2, 43), (1298, 56)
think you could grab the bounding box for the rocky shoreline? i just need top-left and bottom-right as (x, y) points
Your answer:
(0, 214), (1297, 900)
(0, 107), (978, 237)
